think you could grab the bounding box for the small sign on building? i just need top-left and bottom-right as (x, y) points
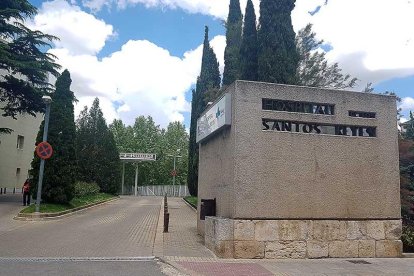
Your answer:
(196, 93), (232, 143)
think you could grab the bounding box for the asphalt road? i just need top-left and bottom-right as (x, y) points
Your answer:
(0, 195), (171, 276)
(0, 259), (166, 276)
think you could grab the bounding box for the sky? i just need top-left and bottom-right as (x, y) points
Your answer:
(27, 0), (414, 128)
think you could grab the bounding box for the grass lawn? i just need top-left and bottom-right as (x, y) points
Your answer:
(21, 193), (115, 214)
(184, 196), (197, 208)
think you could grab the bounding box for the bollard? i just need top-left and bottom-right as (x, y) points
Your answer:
(163, 212), (169, 233)
(13, 187), (15, 194)
(164, 195), (168, 213)
(0, 188), (2, 194)
(4, 188), (6, 194)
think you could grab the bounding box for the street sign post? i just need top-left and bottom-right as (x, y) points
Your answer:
(36, 142), (53, 160)
(119, 153), (157, 196)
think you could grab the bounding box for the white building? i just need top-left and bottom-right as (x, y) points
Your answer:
(0, 110), (42, 191)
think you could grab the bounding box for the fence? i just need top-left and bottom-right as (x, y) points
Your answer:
(0, 187), (22, 194)
(133, 185), (190, 197)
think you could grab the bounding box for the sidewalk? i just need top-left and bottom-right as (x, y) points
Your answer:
(162, 197), (214, 258)
(160, 198), (414, 276)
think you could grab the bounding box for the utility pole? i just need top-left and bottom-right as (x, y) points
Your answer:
(35, 96), (52, 213)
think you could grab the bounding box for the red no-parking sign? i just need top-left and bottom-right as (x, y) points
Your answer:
(171, 170), (177, 177)
(36, 142), (53, 160)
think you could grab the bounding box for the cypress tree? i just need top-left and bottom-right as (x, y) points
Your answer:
(188, 89), (200, 196)
(405, 111), (414, 140)
(240, 0), (258, 81)
(76, 98), (121, 194)
(257, 0), (299, 84)
(188, 27), (221, 196)
(31, 70), (77, 204)
(222, 0), (243, 86)
(198, 27), (221, 97)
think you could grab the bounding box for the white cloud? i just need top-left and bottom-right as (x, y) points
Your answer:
(34, 0), (227, 127)
(31, 0), (414, 127)
(400, 97), (414, 112)
(80, 0), (414, 89)
(49, 34), (225, 127)
(31, 0), (114, 55)
(292, 0), (414, 88)
(82, 0), (261, 18)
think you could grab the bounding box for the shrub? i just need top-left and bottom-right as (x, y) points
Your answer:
(402, 225), (414, 253)
(74, 181), (100, 197)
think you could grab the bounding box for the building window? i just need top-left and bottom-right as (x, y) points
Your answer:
(16, 168), (21, 176)
(17, 135), (24, 149)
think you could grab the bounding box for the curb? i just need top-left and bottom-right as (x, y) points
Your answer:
(153, 198), (164, 258)
(14, 196), (119, 221)
(0, 256), (156, 262)
(182, 198), (197, 212)
(402, 253), (414, 258)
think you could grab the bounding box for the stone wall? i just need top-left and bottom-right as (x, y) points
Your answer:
(205, 217), (402, 259)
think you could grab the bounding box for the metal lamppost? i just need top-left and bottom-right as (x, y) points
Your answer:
(35, 96), (52, 213)
(167, 149), (182, 197)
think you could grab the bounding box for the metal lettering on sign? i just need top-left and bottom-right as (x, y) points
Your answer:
(262, 119), (377, 137)
(196, 93), (232, 143)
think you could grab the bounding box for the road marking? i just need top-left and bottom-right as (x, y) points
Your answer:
(0, 257), (156, 262)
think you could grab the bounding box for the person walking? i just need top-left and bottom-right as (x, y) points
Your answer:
(22, 179), (31, 206)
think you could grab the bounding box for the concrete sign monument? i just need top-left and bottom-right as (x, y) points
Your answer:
(197, 81), (402, 259)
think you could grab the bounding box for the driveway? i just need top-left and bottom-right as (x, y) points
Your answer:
(0, 196), (162, 258)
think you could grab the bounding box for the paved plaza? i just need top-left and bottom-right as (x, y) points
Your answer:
(0, 194), (414, 275)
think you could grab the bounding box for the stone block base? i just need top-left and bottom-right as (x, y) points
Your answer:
(204, 217), (402, 259)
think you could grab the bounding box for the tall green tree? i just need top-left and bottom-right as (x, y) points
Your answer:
(240, 0), (258, 81)
(76, 98), (121, 194)
(404, 111), (414, 140)
(31, 70), (76, 204)
(130, 116), (162, 186)
(160, 122), (189, 186)
(257, 0), (298, 84)
(188, 27), (221, 196)
(199, 27), (222, 103)
(295, 24), (358, 89)
(0, 0), (60, 133)
(109, 118), (189, 192)
(222, 0), (243, 86)
(399, 139), (414, 223)
(188, 89), (202, 196)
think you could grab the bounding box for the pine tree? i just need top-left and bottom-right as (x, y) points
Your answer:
(188, 27), (221, 196)
(76, 98), (121, 194)
(240, 0), (258, 81)
(257, 0), (298, 84)
(0, 0), (60, 129)
(222, 0), (243, 86)
(295, 24), (357, 89)
(31, 70), (77, 204)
